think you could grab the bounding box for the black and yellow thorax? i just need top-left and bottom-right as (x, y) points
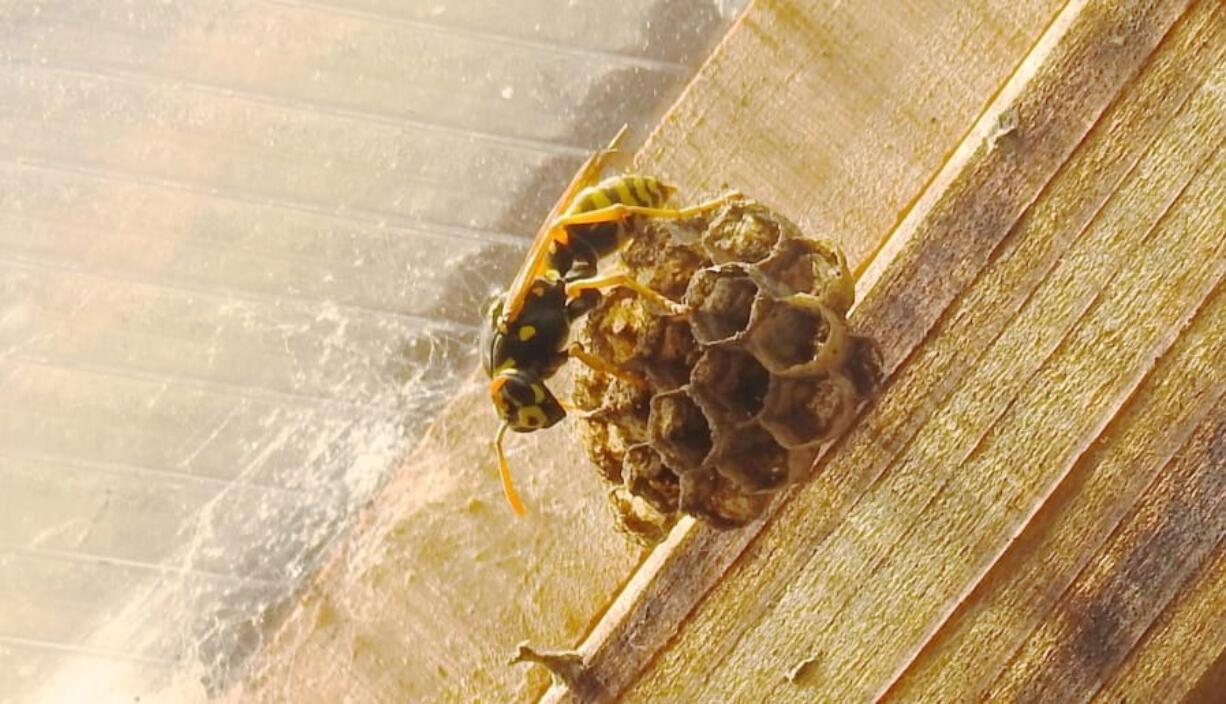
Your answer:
(482, 278), (571, 382)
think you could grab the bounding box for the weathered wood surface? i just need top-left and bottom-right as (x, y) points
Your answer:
(235, 0), (1226, 701)
(613, 0), (1225, 701)
(547, 0), (1072, 698)
(1095, 538), (1226, 702)
(888, 10), (1226, 697)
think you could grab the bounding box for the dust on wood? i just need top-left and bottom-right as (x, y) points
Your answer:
(887, 6), (1226, 696)
(230, 371), (646, 703)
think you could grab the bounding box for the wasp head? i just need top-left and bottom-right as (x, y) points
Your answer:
(489, 368), (566, 433)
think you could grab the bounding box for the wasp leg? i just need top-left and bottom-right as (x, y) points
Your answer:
(566, 272), (687, 316)
(493, 422), (527, 516)
(548, 191), (742, 230)
(567, 343), (648, 388)
(564, 285), (602, 321)
(555, 398), (600, 421)
(557, 395), (611, 421)
(500, 129), (630, 324)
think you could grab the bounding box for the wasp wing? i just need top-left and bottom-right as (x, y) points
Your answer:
(501, 126), (628, 325)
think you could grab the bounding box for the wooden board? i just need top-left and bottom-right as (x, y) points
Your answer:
(230, 0), (1226, 701)
(886, 5), (1226, 699)
(613, 1), (1224, 701)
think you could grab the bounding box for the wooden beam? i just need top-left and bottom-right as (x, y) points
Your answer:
(598, 1), (1212, 701)
(236, 0), (1066, 701)
(886, 5), (1226, 697)
(1093, 542), (1226, 702)
(988, 391), (1226, 700)
(639, 0), (1069, 270)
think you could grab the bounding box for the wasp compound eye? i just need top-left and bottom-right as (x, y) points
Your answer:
(502, 374), (538, 406)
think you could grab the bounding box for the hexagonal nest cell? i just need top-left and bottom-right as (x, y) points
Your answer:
(573, 198), (882, 541)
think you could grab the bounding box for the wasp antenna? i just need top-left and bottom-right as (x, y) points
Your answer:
(607, 124), (629, 152)
(494, 422), (527, 516)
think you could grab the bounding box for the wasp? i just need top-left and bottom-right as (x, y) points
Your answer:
(482, 127), (738, 514)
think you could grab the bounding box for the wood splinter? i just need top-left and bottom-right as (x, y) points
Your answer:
(510, 642), (604, 700)
(784, 653), (822, 685)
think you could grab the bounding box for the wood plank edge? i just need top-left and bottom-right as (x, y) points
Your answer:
(541, 0), (1190, 700)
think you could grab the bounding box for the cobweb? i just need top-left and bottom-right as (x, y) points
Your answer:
(21, 322), (471, 701)
(0, 1), (747, 701)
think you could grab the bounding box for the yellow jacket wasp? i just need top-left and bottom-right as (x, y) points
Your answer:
(482, 127), (738, 515)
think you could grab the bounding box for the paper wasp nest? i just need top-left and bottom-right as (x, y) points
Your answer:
(572, 199), (883, 541)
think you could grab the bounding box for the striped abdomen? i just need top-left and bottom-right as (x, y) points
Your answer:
(548, 175), (675, 281)
(566, 175), (674, 215)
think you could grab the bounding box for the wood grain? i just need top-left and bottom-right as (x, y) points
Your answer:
(886, 4), (1226, 696)
(1092, 540), (1226, 702)
(640, 0), (1065, 270)
(614, 1), (1215, 701)
(236, 0), (1064, 701)
(235, 0), (1226, 701)
(544, 0), (1082, 700)
(229, 373), (648, 703)
(988, 390), (1226, 701)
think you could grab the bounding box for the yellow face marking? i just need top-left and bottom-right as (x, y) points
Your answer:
(517, 406), (548, 429)
(518, 325), (536, 342)
(531, 383), (546, 403)
(493, 358), (516, 375)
